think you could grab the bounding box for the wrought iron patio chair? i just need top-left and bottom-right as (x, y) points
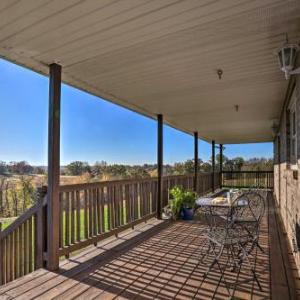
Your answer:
(200, 192), (265, 296)
(233, 190), (265, 254)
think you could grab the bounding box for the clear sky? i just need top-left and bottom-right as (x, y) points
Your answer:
(0, 58), (273, 166)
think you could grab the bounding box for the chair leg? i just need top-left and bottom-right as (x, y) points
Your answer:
(240, 245), (263, 292)
(255, 240), (265, 254)
(203, 243), (224, 278)
(212, 246), (232, 297)
(251, 269), (263, 291)
(198, 238), (211, 264)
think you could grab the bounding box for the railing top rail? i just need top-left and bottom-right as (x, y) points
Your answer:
(59, 177), (158, 192)
(222, 170), (273, 174)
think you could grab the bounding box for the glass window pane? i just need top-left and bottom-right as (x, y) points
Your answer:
(284, 48), (292, 66)
(278, 49), (283, 67)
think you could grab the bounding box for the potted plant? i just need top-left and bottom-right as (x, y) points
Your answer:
(181, 190), (197, 220)
(169, 186), (184, 220)
(169, 186), (197, 220)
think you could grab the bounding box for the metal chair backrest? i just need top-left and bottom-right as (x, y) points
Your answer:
(199, 203), (230, 232)
(231, 191), (265, 236)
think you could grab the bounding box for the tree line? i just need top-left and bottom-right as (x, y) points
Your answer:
(0, 176), (38, 218)
(0, 161), (45, 175)
(61, 155), (273, 179)
(0, 156), (273, 178)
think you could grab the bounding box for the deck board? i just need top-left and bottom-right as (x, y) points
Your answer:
(0, 192), (299, 299)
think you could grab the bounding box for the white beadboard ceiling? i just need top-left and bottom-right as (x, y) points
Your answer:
(1, 0), (300, 144)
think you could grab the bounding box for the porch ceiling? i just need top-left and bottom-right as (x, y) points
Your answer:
(1, 0), (300, 144)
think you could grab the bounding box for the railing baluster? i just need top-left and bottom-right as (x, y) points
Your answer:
(11, 230), (18, 279)
(35, 209), (43, 269)
(100, 188), (105, 233)
(93, 188), (97, 237)
(65, 192), (70, 248)
(19, 224), (23, 277)
(125, 184), (129, 224)
(120, 185), (125, 226)
(24, 220), (28, 275)
(71, 191), (75, 244)
(28, 217), (33, 273)
(96, 188), (101, 235)
(76, 190), (81, 242)
(6, 238), (10, 284)
(84, 190), (88, 239)
(88, 189), (92, 238)
(114, 185), (119, 228)
(59, 193), (63, 248)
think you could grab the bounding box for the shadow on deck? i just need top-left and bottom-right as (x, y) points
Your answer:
(0, 192), (299, 299)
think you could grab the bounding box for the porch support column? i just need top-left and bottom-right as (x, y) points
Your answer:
(194, 132), (198, 193)
(211, 140), (215, 192)
(157, 114), (163, 219)
(47, 63), (61, 271)
(219, 144), (223, 187)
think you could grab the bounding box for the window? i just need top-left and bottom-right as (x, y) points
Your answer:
(289, 92), (297, 166)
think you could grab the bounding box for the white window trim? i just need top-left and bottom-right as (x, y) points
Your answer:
(288, 90), (297, 169)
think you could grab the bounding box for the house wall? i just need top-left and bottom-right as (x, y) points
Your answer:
(274, 76), (300, 274)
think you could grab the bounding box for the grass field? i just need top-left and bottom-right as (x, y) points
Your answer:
(0, 204), (131, 244)
(0, 208), (109, 234)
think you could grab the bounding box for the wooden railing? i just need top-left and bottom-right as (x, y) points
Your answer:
(222, 171), (274, 189)
(58, 173), (218, 256)
(58, 178), (158, 256)
(0, 173), (219, 285)
(0, 187), (47, 285)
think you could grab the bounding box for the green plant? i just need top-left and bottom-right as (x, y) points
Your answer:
(169, 186), (184, 218)
(182, 190), (197, 209)
(169, 186), (197, 217)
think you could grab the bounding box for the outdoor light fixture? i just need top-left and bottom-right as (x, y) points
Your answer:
(217, 69), (223, 79)
(275, 35), (300, 79)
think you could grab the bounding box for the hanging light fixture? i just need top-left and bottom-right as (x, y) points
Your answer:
(275, 34), (300, 79)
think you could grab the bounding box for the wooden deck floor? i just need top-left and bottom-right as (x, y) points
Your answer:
(0, 192), (299, 299)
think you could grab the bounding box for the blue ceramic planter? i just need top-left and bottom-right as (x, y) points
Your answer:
(182, 207), (194, 220)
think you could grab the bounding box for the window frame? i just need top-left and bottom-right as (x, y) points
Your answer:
(288, 91), (297, 168)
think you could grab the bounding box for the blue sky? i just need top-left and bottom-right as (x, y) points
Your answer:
(0, 59), (273, 166)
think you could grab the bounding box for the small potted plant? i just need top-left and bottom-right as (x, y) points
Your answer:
(169, 186), (184, 220)
(181, 190), (197, 220)
(169, 186), (197, 220)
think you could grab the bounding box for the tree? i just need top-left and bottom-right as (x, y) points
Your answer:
(232, 157), (245, 171)
(8, 161), (33, 174)
(215, 154), (228, 171)
(91, 161), (107, 177)
(183, 159), (195, 174)
(19, 176), (35, 212)
(65, 161), (91, 176)
(0, 161), (8, 175)
(126, 167), (150, 179)
(32, 166), (46, 174)
(200, 162), (212, 172)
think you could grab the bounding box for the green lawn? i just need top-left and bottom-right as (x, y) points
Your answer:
(1, 204), (129, 239)
(0, 201), (147, 263)
(1, 218), (14, 230)
(61, 206), (110, 243)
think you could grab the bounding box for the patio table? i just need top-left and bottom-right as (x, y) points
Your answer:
(195, 190), (248, 209)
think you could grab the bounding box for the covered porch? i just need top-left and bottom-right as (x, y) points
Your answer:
(1, 1), (300, 299)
